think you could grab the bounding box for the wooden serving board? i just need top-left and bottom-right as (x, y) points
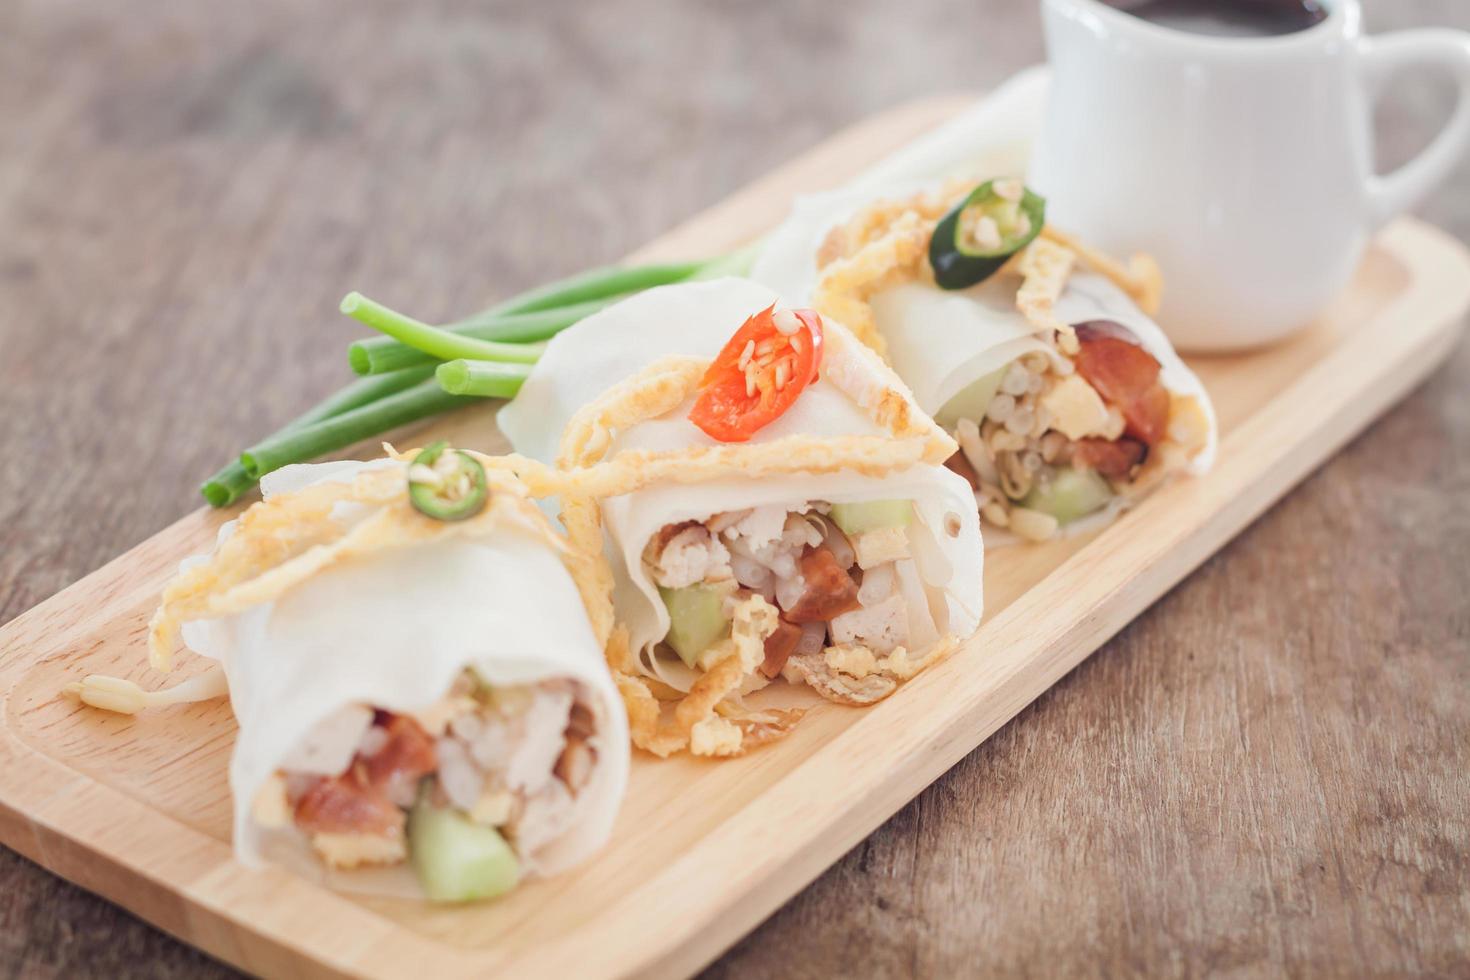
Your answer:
(1, 96), (1467, 980)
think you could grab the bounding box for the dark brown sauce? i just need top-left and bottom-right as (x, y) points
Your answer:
(1103, 0), (1328, 37)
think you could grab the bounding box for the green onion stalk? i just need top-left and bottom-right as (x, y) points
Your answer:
(345, 244), (762, 376)
(435, 360), (531, 398)
(340, 292), (545, 367)
(200, 365), (436, 507)
(348, 299), (609, 376)
(240, 379), (477, 482)
(201, 245), (761, 507)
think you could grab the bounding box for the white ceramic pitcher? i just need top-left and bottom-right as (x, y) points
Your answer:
(1031, 0), (1470, 351)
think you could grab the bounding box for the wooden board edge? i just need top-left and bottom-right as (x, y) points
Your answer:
(0, 740), (458, 979)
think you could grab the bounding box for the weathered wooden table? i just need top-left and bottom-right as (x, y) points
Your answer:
(2, 1), (1466, 976)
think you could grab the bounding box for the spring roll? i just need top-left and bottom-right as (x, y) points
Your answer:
(72, 457), (628, 902)
(500, 278), (983, 758)
(751, 180), (1217, 543)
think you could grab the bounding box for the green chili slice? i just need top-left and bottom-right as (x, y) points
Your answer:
(407, 441), (489, 521)
(929, 178), (1046, 290)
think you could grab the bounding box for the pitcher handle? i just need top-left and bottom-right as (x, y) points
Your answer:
(1361, 29), (1470, 229)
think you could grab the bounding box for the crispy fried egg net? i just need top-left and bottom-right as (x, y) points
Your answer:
(807, 181), (1165, 362)
(146, 449), (614, 675)
(556, 314), (956, 485)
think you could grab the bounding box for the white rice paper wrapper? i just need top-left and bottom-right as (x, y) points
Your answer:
(499, 278), (984, 692)
(753, 193), (1219, 476)
(750, 65), (1217, 491)
(180, 461), (630, 898)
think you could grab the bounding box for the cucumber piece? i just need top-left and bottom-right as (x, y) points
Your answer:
(659, 584), (732, 668)
(829, 499), (913, 536)
(408, 795), (519, 903)
(1021, 467), (1113, 525)
(935, 366), (1008, 430)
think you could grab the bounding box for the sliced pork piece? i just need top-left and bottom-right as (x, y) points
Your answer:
(363, 714), (438, 807)
(784, 546), (861, 623)
(1072, 437), (1146, 479)
(760, 619), (804, 679)
(294, 772), (404, 837)
(1073, 322), (1171, 447)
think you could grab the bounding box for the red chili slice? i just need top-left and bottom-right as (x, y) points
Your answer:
(688, 306), (823, 443)
(1073, 321), (1171, 447)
